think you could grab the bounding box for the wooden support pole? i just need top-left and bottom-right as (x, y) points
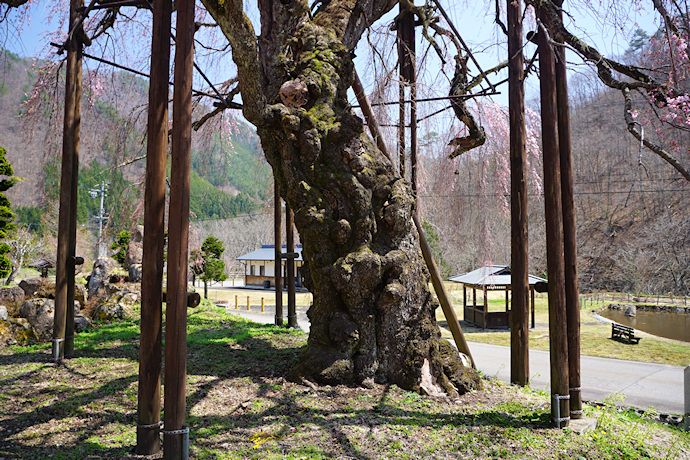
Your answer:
(161, 290), (200, 308)
(261, 298), (265, 312)
(397, 4), (415, 179)
(247, 296), (250, 310)
(64, 0), (83, 358)
(537, 11), (569, 428)
(463, 285), (467, 319)
(137, 0), (171, 454)
(53, 0), (83, 362)
(531, 288), (535, 329)
(508, 0), (530, 387)
(274, 181), (283, 326)
(414, 213), (475, 366)
(352, 69), (475, 367)
(163, 0), (193, 455)
(235, 295), (238, 309)
(405, 15), (418, 193)
(286, 205), (297, 328)
(352, 72), (388, 157)
(554, 0), (582, 419)
(483, 286), (488, 327)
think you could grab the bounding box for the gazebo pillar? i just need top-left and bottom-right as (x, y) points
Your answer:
(531, 288), (536, 328)
(483, 286), (488, 328)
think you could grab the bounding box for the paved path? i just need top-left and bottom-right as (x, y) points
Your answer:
(221, 305), (685, 415)
(467, 341), (684, 415)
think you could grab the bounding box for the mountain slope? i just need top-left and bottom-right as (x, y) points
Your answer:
(0, 50), (272, 232)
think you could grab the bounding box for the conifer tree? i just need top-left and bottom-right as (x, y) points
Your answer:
(200, 236), (227, 299)
(0, 147), (17, 281)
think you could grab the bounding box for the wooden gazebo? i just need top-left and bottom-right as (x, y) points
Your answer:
(29, 258), (55, 278)
(449, 265), (546, 329)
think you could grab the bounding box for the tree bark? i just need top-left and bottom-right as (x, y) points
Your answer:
(201, 0), (481, 395)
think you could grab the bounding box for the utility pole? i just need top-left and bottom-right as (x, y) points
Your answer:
(89, 181), (108, 259)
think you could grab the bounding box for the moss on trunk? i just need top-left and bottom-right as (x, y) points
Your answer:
(254, 19), (481, 396)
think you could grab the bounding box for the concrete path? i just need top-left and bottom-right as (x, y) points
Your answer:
(468, 341), (684, 415)
(220, 305), (685, 415)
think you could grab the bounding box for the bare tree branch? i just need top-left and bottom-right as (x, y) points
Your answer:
(198, 0), (267, 125)
(622, 87), (690, 182)
(531, 0), (690, 182)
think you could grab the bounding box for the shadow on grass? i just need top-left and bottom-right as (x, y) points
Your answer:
(1, 305), (551, 459)
(186, 380), (552, 459)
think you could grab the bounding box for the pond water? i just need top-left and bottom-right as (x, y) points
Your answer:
(599, 308), (690, 342)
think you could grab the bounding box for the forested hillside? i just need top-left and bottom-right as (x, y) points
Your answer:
(569, 77), (689, 295)
(419, 82), (689, 296)
(0, 49), (271, 239)
(419, 64), (689, 296)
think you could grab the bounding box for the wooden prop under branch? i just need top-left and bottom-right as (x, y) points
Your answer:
(352, 69), (476, 368)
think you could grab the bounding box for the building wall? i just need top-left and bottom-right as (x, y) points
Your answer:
(244, 260), (304, 286)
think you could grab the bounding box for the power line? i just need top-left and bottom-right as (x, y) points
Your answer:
(417, 188), (689, 199)
(190, 211), (273, 223)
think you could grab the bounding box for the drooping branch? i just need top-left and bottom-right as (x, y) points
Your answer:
(531, 0), (690, 182)
(447, 55), (486, 158)
(396, 0), (499, 159)
(533, 1), (667, 92)
(198, 0), (267, 125)
(623, 87), (690, 181)
(446, 60), (508, 159)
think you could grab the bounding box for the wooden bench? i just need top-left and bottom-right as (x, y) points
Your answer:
(611, 323), (641, 344)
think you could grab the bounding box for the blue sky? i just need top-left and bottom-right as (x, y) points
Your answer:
(3, 0), (660, 111)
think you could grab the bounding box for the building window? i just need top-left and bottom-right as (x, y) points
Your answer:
(250, 264), (255, 276)
(260, 265), (265, 276)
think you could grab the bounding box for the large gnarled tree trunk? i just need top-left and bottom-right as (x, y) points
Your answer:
(201, 0), (481, 395)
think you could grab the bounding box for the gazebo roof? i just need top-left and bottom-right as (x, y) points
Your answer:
(29, 258), (55, 270)
(448, 265), (546, 288)
(236, 244), (303, 262)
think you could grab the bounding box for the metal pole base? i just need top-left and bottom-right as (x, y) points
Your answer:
(136, 422), (162, 455)
(52, 338), (65, 363)
(552, 393), (571, 429)
(163, 427), (189, 460)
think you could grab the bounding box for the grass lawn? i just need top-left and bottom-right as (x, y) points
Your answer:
(1, 302), (689, 459)
(436, 284), (690, 367)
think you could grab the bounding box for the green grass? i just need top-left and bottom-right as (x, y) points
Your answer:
(1, 302), (688, 459)
(437, 285), (690, 367)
